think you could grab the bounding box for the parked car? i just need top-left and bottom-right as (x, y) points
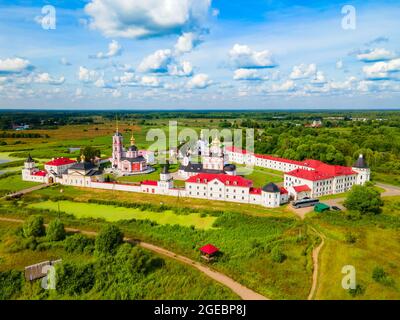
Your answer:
(331, 206), (342, 211)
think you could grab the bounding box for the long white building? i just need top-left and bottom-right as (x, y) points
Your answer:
(226, 146), (370, 200)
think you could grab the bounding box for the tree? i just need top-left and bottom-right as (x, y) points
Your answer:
(22, 215), (45, 238)
(78, 146), (100, 163)
(95, 225), (124, 256)
(344, 185), (383, 215)
(46, 219), (66, 241)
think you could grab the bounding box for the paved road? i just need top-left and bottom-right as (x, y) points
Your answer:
(0, 217), (268, 300)
(2, 183), (48, 199)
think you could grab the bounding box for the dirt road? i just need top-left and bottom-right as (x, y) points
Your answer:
(2, 183), (48, 199)
(0, 217), (268, 300)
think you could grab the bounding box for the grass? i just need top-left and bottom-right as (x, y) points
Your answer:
(0, 220), (239, 300)
(27, 200), (217, 230)
(236, 165), (283, 187)
(0, 174), (41, 193)
(373, 172), (400, 187)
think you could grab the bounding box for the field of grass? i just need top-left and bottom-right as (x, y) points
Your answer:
(0, 220), (238, 300)
(27, 200), (217, 230)
(0, 173), (41, 193)
(373, 172), (400, 187)
(237, 165), (283, 187)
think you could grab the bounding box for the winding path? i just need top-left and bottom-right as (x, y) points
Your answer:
(307, 226), (325, 300)
(0, 216), (268, 300)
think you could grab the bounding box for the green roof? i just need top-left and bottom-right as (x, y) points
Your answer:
(314, 203), (330, 212)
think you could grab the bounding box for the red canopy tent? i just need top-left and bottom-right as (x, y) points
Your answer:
(199, 244), (219, 261)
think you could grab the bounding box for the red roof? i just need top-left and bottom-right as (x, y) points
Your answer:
(286, 168), (334, 181)
(249, 187), (261, 195)
(141, 180), (158, 186)
(200, 244), (219, 255)
(32, 170), (47, 177)
(255, 153), (305, 166)
(225, 146), (249, 154)
(45, 157), (76, 166)
(186, 173), (253, 188)
(293, 185), (311, 193)
(280, 187), (288, 194)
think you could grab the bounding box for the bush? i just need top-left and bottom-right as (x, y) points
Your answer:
(64, 234), (94, 254)
(95, 225), (124, 256)
(270, 245), (286, 263)
(348, 284), (365, 297)
(46, 219), (66, 241)
(372, 267), (395, 286)
(344, 232), (357, 244)
(0, 270), (24, 300)
(344, 185), (383, 215)
(56, 262), (95, 296)
(22, 215), (45, 238)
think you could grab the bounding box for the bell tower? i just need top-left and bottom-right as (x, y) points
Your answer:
(112, 118), (123, 168)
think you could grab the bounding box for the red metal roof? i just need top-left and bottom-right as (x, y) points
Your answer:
(255, 153), (305, 166)
(280, 187), (288, 194)
(141, 180), (158, 186)
(249, 187), (261, 195)
(186, 173), (253, 188)
(200, 244), (219, 255)
(286, 168), (334, 181)
(32, 170), (47, 177)
(45, 157), (76, 166)
(293, 185), (311, 192)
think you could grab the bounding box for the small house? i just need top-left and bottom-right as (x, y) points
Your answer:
(199, 244), (219, 262)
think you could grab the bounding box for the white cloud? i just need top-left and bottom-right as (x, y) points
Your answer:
(169, 61), (193, 77)
(34, 73), (65, 85)
(229, 44), (276, 69)
(78, 66), (99, 82)
(311, 71), (327, 85)
(362, 58), (400, 80)
(94, 77), (109, 88)
(357, 48), (396, 62)
(115, 72), (139, 86)
(92, 40), (122, 59)
(175, 32), (201, 54)
(138, 49), (173, 73)
(270, 80), (296, 92)
(75, 88), (84, 98)
(141, 76), (161, 87)
(336, 60), (343, 69)
(0, 58), (31, 73)
(233, 68), (267, 81)
(290, 63), (317, 80)
(84, 0), (211, 39)
(111, 89), (122, 98)
(187, 73), (212, 89)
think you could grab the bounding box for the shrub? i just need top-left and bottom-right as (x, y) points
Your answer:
(22, 215), (45, 238)
(95, 225), (124, 256)
(348, 284), (365, 297)
(46, 219), (66, 241)
(56, 262), (95, 296)
(344, 185), (383, 215)
(64, 234), (94, 254)
(0, 270), (24, 300)
(270, 245), (286, 263)
(372, 266), (395, 286)
(344, 232), (357, 244)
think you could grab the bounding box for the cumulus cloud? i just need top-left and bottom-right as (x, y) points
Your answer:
(290, 63), (317, 80)
(233, 68), (267, 81)
(229, 44), (276, 69)
(187, 73), (212, 89)
(84, 0), (212, 39)
(114, 72), (139, 86)
(138, 49), (173, 73)
(91, 40), (122, 59)
(362, 58), (400, 80)
(311, 71), (327, 85)
(78, 66), (99, 82)
(0, 58), (31, 74)
(168, 61), (193, 77)
(270, 80), (296, 92)
(174, 32), (201, 54)
(357, 48), (396, 62)
(141, 75), (161, 87)
(34, 73), (65, 85)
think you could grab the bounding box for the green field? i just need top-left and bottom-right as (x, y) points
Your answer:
(237, 165), (283, 187)
(28, 200), (217, 230)
(0, 174), (41, 194)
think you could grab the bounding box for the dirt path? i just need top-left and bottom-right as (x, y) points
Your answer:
(307, 226), (325, 300)
(0, 217), (268, 300)
(1, 183), (48, 199)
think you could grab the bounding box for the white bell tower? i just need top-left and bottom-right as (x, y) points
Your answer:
(352, 154), (370, 185)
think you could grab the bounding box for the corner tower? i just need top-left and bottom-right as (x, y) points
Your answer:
(352, 154), (370, 185)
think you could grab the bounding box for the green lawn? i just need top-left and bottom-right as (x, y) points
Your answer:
(0, 174), (41, 193)
(28, 200), (217, 230)
(236, 165), (283, 187)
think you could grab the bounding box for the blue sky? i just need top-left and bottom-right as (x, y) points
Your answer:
(0, 0), (399, 109)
